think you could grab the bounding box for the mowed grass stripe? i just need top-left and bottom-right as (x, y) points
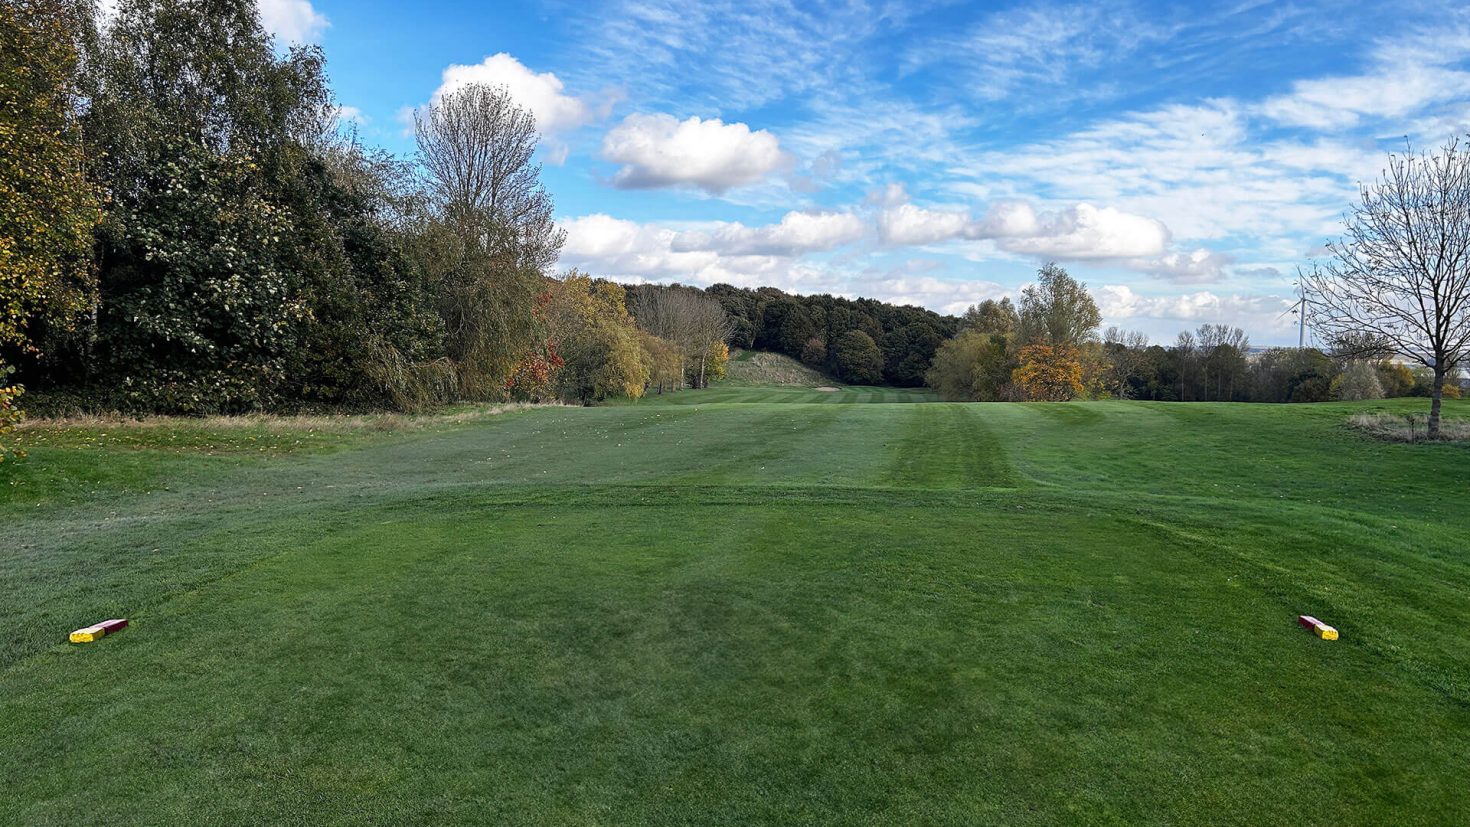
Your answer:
(882, 404), (1019, 489)
(4, 394), (1470, 823)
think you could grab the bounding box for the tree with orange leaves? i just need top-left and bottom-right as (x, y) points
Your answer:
(1013, 344), (1086, 401)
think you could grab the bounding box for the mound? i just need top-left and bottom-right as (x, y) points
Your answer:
(721, 349), (839, 387)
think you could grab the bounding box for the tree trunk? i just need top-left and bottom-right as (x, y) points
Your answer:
(1429, 365), (1445, 438)
(698, 348), (707, 389)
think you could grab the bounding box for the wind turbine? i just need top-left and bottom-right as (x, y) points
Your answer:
(1283, 271), (1310, 349)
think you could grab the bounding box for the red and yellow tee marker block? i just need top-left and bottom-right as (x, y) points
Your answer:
(1298, 615), (1338, 641)
(69, 618), (128, 644)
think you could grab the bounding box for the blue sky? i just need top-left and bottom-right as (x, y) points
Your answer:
(261, 0), (1470, 344)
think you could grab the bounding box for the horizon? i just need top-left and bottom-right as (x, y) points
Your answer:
(142, 1), (1470, 344)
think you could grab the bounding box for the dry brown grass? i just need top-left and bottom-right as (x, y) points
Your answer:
(1347, 412), (1470, 442)
(724, 350), (836, 387)
(18, 402), (559, 434)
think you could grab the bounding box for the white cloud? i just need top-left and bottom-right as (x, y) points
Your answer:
(334, 105), (367, 126)
(877, 199), (1198, 276)
(1260, 64), (1470, 130)
(561, 214), (712, 279)
(560, 212), (1002, 314)
(1096, 284), (1297, 342)
(992, 203), (1168, 260)
(602, 113), (789, 193)
(850, 270), (1008, 316)
(258, 0), (328, 44)
(559, 212), (1288, 339)
(1135, 249), (1234, 283)
(672, 211), (866, 256)
(435, 53), (601, 135)
(878, 203), (971, 245)
(1260, 19), (1470, 130)
(903, 3), (1171, 104)
(957, 101), (1363, 257)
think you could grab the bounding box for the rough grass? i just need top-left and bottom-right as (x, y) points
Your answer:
(4, 393), (1470, 824)
(722, 349), (838, 386)
(1347, 410), (1470, 442)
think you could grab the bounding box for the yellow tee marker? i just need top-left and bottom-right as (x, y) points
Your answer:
(1298, 615), (1338, 641)
(69, 618), (128, 644)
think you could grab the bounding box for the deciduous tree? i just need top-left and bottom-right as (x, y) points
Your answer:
(1018, 263), (1101, 348)
(925, 330), (1014, 401)
(832, 329), (884, 385)
(963, 298), (1019, 336)
(541, 272), (648, 403)
(1303, 139), (1470, 437)
(1, 0), (99, 439)
(414, 83), (562, 398)
(1013, 344), (1085, 401)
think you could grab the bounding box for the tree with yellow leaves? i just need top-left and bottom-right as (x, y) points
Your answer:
(0, 0), (100, 460)
(542, 272), (650, 403)
(640, 331), (684, 394)
(1013, 344), (1086, 401)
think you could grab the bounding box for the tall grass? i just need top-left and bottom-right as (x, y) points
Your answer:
(1347, 411), (1470, 442)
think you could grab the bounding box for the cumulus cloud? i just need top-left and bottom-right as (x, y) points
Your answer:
(560, 214), (710, 279)
(991, 203), (1168, 259)
(877, 203), (972, 245)
(1096, 284), (1296, 339)
(602, 113), (789, 193)
(876, 199), (1220, 279)
(258, 0), (328, 43)
(1135, 249), (1235, 283)
(558, 211), (1279, 340)
(849, 269), (1008, 316)
(435, 53), (602, 135)
(672, 211), (866, 256)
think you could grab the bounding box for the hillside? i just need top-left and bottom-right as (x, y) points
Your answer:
(3, 395), (1470, 823)
(721, 348), (839, 387)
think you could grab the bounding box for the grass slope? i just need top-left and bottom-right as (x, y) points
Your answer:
(4, 395), (1470, 824)
(721, 349), (839, 387)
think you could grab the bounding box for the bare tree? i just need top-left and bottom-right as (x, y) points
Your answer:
(1303, 138), (1470, 437)
(686, 292), (734, 389)
(628, 285), (732, 389)
(1173, 330), (1196, 401)
(1103, 326), (1149, 399)
(414, 83), (565, 272)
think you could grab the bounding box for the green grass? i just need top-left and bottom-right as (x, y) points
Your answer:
(4, 392), (1470, 824)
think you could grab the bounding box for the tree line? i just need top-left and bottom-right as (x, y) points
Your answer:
(669, 284), (961, 386)
(0, 0), (737, 462)
(4, 0), (1467, 461)
(927, 263), (1461, 405)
